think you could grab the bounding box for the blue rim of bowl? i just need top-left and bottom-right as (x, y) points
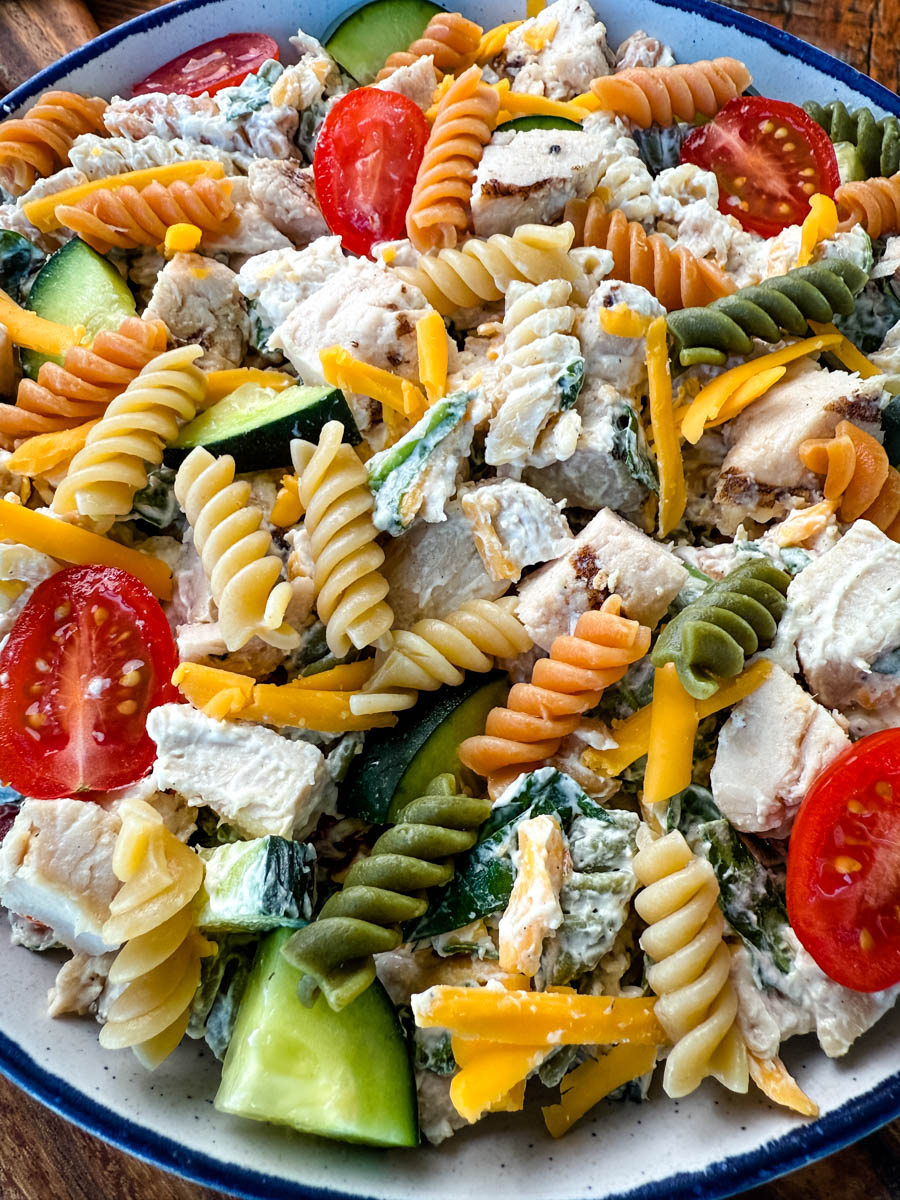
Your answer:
(2, 0), (900, 1195)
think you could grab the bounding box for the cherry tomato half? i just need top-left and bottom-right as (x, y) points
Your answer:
(132, 33), (280, 98)
(787, 729), (900, 993)
(681, 96), (840, 237)
(314, 87), (430, 258)
(0, 565), (178, 799)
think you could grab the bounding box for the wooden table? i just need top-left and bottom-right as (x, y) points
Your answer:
(1, 0), (900, 1197)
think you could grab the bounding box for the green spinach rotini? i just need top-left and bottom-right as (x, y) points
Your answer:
(651, 561), (790, 699)
(804, 100), (900, 178)
(665, 259), (868, 365)
(281, 775), (492, 1010)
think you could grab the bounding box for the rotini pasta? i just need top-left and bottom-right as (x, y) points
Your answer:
(51, 344), (206, 519)
(349, 596), (532, 716)
(174, 446), (300, 653)
(0, 90), (108, 196)
(835, 171), (900, 237)
(485, 278), (584, 468)
(589, 57), (752, 129)
(375, 11), (482, 81)
(392, 221), (588, 316)
(800, 419), (900, 536)
(633, 826), (748, 1098)
(804, 100), (900, 178)
(406, 64), (499, 253)
(666, 259), (867, 366)
(291, 421), (394, 658)
(459, 596), (651, 798)
(55, 176), (237, 254)
(565, 201), (736, 310)
(650, 560), (790, 700)
(99, 799), (215, 1070)
(282, 774), (491, 1010)
(0, 318), (168, 441)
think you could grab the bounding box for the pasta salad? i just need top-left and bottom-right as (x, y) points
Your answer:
(2, 0), (900, 1149)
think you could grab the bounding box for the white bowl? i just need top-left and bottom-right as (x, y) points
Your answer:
(3, 4), (900, 1198)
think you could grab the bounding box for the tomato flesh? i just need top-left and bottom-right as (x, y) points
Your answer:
(314, 87), (430, 258)
(787, 729), (900, 992)
(681, 96), (840, 237)
(132, 33), (279, 98)
(0, 565), (178, 799)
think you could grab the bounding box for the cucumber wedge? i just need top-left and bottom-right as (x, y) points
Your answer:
(496, 116), (583, 133)
(216, 929), (418, 1147)
(342, 673), (509, 822)
(166, 383), (361, 472)
(23, 238), (136, 377)
(325, 0), (443, 85)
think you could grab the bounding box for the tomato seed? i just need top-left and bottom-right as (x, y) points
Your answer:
(860, 928), (875, 951)
(834, 856), (862, 873)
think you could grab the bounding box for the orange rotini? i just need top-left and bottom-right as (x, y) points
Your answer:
(0, 91), (108, 196)
(836, 171), (900, 237)
(590, 57), (752, 128)
(375, 11), (483, 81)
(54, 176), (237, 253)
(565, 200), (736, 310)
(406, 64), (499, 253)
(0, 318), (169, 442)
(459, 596), (651, 798)
(800, 419), (900, 537)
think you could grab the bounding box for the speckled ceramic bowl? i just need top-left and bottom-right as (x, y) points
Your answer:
(3, 3), (900, 1198)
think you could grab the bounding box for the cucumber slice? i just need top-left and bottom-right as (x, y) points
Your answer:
(325, 0), (443, 85)
(216, 929), (418, 1147)
(166, 383), (361, 472)
(495, 115), (583, 133)
(23, 238), (136, 377)
(342, 673), (509, 822)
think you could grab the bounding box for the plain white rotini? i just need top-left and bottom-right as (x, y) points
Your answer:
(349, 596), (532, 715)
(392, 222), (590, 316)
(291, 421), (394, 658)
(584, 113), (655, 223)
(633, 827), (749, 1099)
(52, 344), (206, 519)
(484, 279), (582, 470)
(99, 799), (214, 1070)
(174, 446), (299, 653)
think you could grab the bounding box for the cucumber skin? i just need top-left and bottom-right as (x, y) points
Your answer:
(342, 673), (509, 823)
(216, 929), (419, 1147)
(496, 116), (583, 133)
(23, 238), (136, 377)
(164, 389), (361, 473)
(325, 0), (442, 84)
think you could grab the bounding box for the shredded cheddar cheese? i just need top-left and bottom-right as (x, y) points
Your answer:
(646, 316), (685, 536)
(542, 1043), (658, 1137)
(203, 367), (294, 405)
(492, 80), (589, 122)
(704, 364), (787, 428)
(0, 288), (84, 356)
(475, 21), (523, 62)
(163, 222), (203, 256)
(0, 498), (172, 598)
(270, 474), (303, 527)
(522, 17), (557, 49)
(796, 194), (838, 268)
(450, 1038), (549, 1123)
(642, 663), (700, 817)
(747, 1050), (819, 1117)
(415, 310), (449, 405)
(8, 420), (99, 478)
(807, 320), (882, 377)
(319, 345), (426, 417)
(773, 499), (837, 547)
(599, 304), (652, 340)
(23, 160), (227, 231)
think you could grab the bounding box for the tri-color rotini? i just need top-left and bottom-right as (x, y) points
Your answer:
(55, 176), (237, 253)
(650, 560), (790, 700)
(633, 826), (748, 1098)
(589, 57), (752, 128)
(375, 11), (482, 81)
(291, 421), (394, 658)
(0, 90), (108, 196)
(392, 221), (589, 315)
(52, 344), (206, 519)
(665, 259), (868, 366)
(406, 63), (499, 252)
(804, 100), (900, 178)
(460, 595), (651, 799)
(1, 318), (168, 441)
(99, 799), (215, 1070)
(800, 418), (900, 538)
(281, 774), (492, 1010)
(174, 446), (300, 653)
(565, 201), (735, 310)
(835, 171), (900, 238)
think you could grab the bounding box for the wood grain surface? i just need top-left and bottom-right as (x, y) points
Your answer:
(1, 0), (900, 1198)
